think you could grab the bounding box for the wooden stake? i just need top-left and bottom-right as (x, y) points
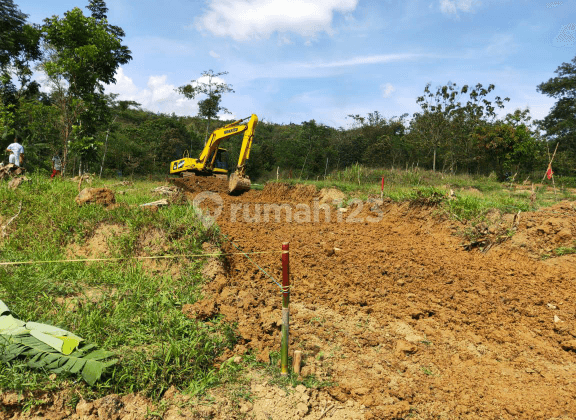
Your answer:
(293, 350), (302, 375)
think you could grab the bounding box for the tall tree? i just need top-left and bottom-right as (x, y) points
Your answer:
(0, 0), (42, 136)
(410, 82), (508, 172)
(40, 1), (131, 174)
(176, 70), (234, 144)
(537, 55), (576, 155)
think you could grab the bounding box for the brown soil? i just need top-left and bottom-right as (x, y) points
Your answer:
(170, 175), (229, 194)
(7, 182), (576, 419)
(183, 182), (576, 420)
(75, 188), (116, 207)
(503, 200), (576, 257)
(66, 223), (128, 259)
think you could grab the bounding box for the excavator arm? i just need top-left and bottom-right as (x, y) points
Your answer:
(234, 114), (257, 176)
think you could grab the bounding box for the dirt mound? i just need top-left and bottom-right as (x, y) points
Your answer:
(67, 223), (127, 259)
(503, 200), (576, 257)
(13, 184), (576, 419)
(170, 175), (229, 194)
(135, 227), (183, 276)
(1, 376), (367, 420)
(75, 188), (116, 206)
(245, 377), (365, 420)
(258, 182), (317, 202)
(318, 187), (346, 204)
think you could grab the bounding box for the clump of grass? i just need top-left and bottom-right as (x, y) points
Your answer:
(554, 246), (576, 256)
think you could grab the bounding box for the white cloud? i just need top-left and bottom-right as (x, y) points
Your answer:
(278, 34), (293, 45)
(439, 0), (479, 16)
(485, 34), (517, 57)
(105, 68), (196, 115)
(104, 69), (236, 117)
(209, 50), (220, 58)
(381, 83), (395, 98)
(302, 53), (422, 68)
(194, 0), (359, 41)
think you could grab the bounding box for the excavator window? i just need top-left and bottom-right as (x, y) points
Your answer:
(214, 149), (228, 171)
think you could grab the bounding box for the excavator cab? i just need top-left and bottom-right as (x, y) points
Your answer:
(213, 148), (228, 172)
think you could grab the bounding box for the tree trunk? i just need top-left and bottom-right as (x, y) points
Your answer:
(433, 146), (437, 172)
(204, 117), (210, 146)
(100, 116), (116, 179)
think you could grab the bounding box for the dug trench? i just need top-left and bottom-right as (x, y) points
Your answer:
(183, 183), (576, 419)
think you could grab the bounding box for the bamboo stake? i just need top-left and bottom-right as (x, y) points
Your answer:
(280, 242), (290, 376)
(542, 142), (559, 183)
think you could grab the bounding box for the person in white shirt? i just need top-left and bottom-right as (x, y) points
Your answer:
(6, 138), (24, 167)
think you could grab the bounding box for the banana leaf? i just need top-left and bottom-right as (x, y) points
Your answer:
(0, 299), (117, 385)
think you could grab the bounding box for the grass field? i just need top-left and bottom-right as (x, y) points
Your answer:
(0, 177), (237, 401)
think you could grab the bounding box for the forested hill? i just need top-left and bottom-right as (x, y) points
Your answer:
(2, 0), (576, 182)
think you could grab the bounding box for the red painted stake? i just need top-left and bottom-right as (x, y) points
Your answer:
(381, 175), (385, 199)
(281, 242), (290, 375)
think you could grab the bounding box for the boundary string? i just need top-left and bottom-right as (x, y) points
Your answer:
(0, 250), (281, 267)
(222, 234), (283, 290)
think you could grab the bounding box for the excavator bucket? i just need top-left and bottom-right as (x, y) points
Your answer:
(228, 171), (251, 194)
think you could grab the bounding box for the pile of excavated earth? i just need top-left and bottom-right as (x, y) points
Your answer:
(4, 182), (576, 420)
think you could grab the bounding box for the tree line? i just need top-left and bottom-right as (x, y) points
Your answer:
(1, 0), (576, 182)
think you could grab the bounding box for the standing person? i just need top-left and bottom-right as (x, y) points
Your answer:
(51, 154), (62, 178)
(6, 137), (24, 167)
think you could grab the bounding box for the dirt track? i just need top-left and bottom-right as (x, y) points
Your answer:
(185, 183), (576, 419)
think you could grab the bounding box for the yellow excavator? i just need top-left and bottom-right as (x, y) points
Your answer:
(169, 114), (258, 194)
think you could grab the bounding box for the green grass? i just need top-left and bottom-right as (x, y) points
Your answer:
(0, 175), (235, 400)
(554, 246), (576, 256)
(276, 165), (576, 221)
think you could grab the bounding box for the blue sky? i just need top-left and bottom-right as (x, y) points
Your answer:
(25, 0), (576, 128)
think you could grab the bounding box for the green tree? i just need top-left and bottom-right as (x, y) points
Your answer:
(473, 120), (539, 178)
(411, 82), (461, 171)
(347, 111), (408, 168)
(40, 0), (131, 174)
(0, 0), (42, 105)
(537, 55), (576, 156)
(176, 70), (234, 144)
(410, 82), (509, 172)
